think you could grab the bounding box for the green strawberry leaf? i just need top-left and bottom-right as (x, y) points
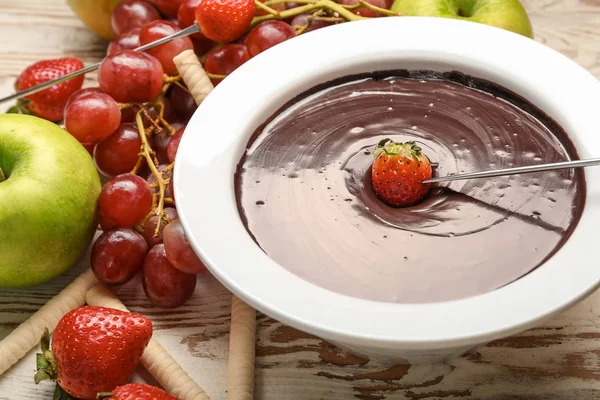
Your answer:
(40, 328), (50, 353)
(35, 328), (58, 384)
(53, 383), (76, 400)
(5, 98), (33, 115)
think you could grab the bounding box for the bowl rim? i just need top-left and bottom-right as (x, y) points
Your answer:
(174, 17), (600, 349)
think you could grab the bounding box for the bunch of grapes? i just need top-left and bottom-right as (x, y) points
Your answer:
(12, 0), (397, 309)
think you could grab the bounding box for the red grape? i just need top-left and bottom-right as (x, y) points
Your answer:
(99, 210), (118, 230)
(94, 123), (142, 177)
(167, 126), (185, 162)
(246, 21), (296, 57)
(147, 164), (173, 197)
(139, 20), (193, 75)
(177, 0), (212, 43)
(142, 207), (178, 247)
(168, 85), (196, 121)
(169, 178), (175, 203)
(163, 219), (206, 274)
(121, 104), (165, 129)
(337, 0), (392, 17)
(161, 97), (176, 123)
(151, 0), (185, 18)
(235, 34), (249, 46)
(83, 143), (95, 156)
(65, 87), (104, 110)
(99, 173), (153, 227)
(64, 91), (121, 144)
(99, 51), (164, 103)
(204, 44), (250, 86)
(154, 133), (171, 163)
(286, 2), (301, 8)
(291, 14), (333, 32)
(142, 244), (196, 308)
(91, 228), (148, 285)
(111, 0), (161, 35)
(153, 121), (184, 162)
(107, 28), (142, 56)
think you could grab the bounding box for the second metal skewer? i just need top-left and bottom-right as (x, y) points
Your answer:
(0, 24), (201, 105)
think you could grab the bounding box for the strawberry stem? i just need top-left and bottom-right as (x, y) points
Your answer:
(372, 139), (425, 162)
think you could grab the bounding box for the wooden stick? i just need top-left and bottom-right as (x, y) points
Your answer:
(0, 269), (98, 375)
(86, 283), (211, 400)
(227, 297), (257, 400)
(173, 52), (257, 400)
(172, 50), (214, 106)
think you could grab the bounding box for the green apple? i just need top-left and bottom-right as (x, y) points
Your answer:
(391, 0), (534, 38)
(0, 114), (101, 287)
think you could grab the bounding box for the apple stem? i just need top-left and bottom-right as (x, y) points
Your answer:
(0, 167), (5, 183)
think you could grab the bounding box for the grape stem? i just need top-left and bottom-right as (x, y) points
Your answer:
(352, 0), (401, 16)
(0, 167), (5, 183)
(254, 0), (281, 16)
(135, 111), (167, 236)
(153, 99), (176, 136)
(207, 72), (227, 80)
(252, 0), (367, 25)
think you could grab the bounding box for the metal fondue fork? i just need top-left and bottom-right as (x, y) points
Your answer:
(0, 24), (200, 105)
(423, 157), (600, 184)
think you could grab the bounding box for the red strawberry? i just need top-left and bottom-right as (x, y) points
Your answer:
(28, 101), (65, 122)
(98, 383), (178, 400)
(34, 306), (152, 400)
(16, 57), (85, 106)
(371, 138), (432, 207)
(195, 0), (256, 43)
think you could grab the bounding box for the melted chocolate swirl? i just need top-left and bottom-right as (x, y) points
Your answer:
(234, 71), (585, 303)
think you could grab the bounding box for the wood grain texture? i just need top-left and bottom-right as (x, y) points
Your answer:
(0, 0), (599, 399)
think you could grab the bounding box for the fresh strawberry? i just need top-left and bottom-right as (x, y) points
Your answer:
(29, 101), (65, 122)
(16, 57), (85, 106)
(6, 98), (64, 122)
(98, 383), (178, 400)
(195, 0), (256, 43)
(371, 138), (432, 207)
(35, 306), (152, 400)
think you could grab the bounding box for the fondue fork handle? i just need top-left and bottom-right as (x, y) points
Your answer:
(0, 24), (200, 105)
(423, 157), (600, 184)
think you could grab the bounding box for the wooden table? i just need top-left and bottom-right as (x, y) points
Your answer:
(1, 1), (599, 399)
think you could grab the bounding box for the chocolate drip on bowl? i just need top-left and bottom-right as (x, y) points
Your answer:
(234, 71), (585, 304)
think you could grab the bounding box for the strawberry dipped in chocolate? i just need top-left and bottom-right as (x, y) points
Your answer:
(371, 138), (432, 207)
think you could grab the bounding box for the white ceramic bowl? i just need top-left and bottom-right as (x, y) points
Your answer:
(174, 17), (600, 363)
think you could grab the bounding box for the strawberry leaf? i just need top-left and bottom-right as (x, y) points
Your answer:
(33, 365), (52, 384)
(35, 328), (58, 384)
(40, 328), (50, 353)
(53, 384), (76, 400)
(5, 99), (33, 115)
